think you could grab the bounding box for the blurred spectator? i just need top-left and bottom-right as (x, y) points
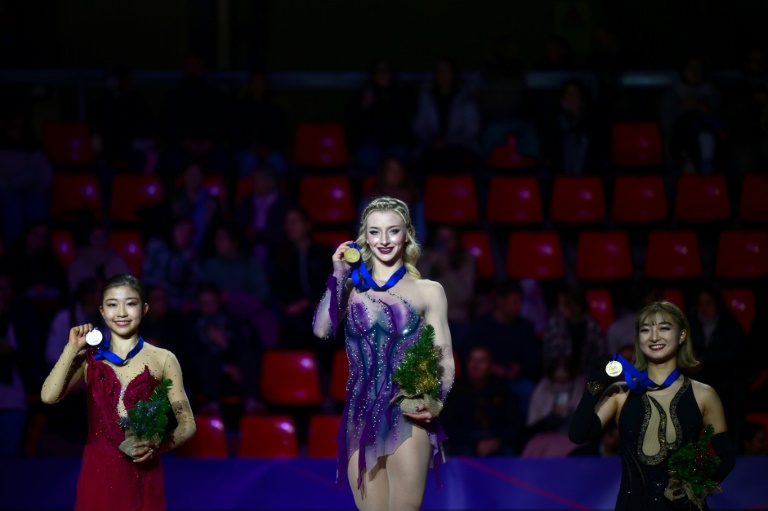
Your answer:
(162, 55), (230, 175)
(660, 56), (724, 173)
(542, 286), (606, 375)
(526, 356), (583, 435)
(519, 278), (548, 338)
(346, 59), (414, 173)
(67, 224), (130, 292)
(442, 346), (520, 456)
(0, 272), (26, 457)
(538, 35), (574, 70)
(233, 71), (288, 176)
(477, 36), (527, 124)
(188, 284), (264, 427)
(746, 306), (768, 413)
(568, 423), (620, 457)
(170, 161), (221, 249)
(0, 114), (53, 247)
(273, 208), (333, 349)
(235, 166), (292, 264)
(142, 217), (201, 311)
(140, 285), (186, 359)
(45, 278), (102, 368)
(606, 286), (660, 354)
(740, 421), (767, 455)
(413, 58), (481, 172)
(419, 225), (476, 348)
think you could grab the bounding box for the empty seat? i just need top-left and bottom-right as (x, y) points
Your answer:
(715, 230), (768, 279)
(294, 122), (349, 167)
(307, 415), (342, 459)
(237, 415), (299, 458)
(644, 230), (701, 279)
(586, 288), (614, 334)
(739, 174), (768, 222)
(550, 176), (606, 224)
(612, 175), (668, 224)
(721, 288), (755, 334)
(661, 288), (685, 311)
(461, 230), (495, 280)
(312, 230), (354, 250)
(330, 349), (349, 402)
(50, 173), (103, 222)
(298, 175), (355, 225)
(50, 230), (76, 268)
(610, 122), (663, 167)
(486, 176), (543, 225)
(483, 120), (540, 170)
(576, 231), (632, 281)
(260, 350), (323, 405)
(506, 231), (564, 280)
(109, 230), (144, 276)
(42, 121), (95, 165)
(424, 174), (479, 225)
(109, 174), (164, 223)
(674, 174), (730, 223)
(486, 134), (537, 169)
(174, 415), (228, 458)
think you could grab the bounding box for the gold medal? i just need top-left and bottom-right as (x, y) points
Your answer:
(605, 360), (622, 377)
(343, 247), (361, 264)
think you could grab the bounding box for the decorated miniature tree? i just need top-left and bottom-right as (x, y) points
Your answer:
(390, 324), (443, 415)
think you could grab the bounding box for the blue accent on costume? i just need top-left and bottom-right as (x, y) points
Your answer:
(94, 336), (145, 365)
(614, 353), (680, 393)
(347, 243), (407, 292)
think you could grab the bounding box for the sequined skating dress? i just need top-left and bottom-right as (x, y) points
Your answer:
(616, 377), (705, 511)
(75, 350), (165, 511)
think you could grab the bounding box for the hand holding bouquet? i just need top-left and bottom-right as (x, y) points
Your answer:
(390, 324), (444, 417)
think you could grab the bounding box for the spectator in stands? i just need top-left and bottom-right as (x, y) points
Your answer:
(538, 35), (574, 70)
(233, 71), (288, 176)
(606, 286), (660, 355)
(588, 26), (643, 117)
(188, 284), (263, 427)
(419, 225), (476, 349)
(45, 278), (103, 368)
(142, 217), (201, 311)
(740, 421), (767, 455)
(568, 423), (620, 457)
(67, 224), (130, 292)
(413, 58), (481, 172)
(477, 36), (527, 124)
(346, 59), (414, 173)
(526, 356), (584, 436)
(543, 286), (606, 375)
(273, 208), (333, 350)
(442, 346), (520, 456)
(170, 161), (221, 249)
(745, 306), (768, 414)
(0, 272), (27, 457)
(660, 56), (724, 174)
(235, 166), (292, 264)
(0, 113), (53, 247)
(139, 285), (186, 361)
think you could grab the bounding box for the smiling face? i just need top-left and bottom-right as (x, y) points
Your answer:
(637, 312), (686, 365)
(100, 285), (147, 339)
(365, 210), (407, 266)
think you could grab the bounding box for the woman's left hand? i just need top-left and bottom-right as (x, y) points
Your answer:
(132, 441), (158, 463)
(403, 404), (434, 425)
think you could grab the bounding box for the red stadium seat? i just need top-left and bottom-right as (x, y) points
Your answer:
(661, 288), (685, 311)
(109, 174), (164, 223)
(486, 176), (543, 225)
(740, 174), (768, 222)
(50, 173), (103, 222)
(203, 174), (227, 202)
(486, 134), (537, 169)
(307, 415), (342, 459)
(42, 121), (95, 165)
(586, 288), (614, 334)
(576, 231), (632, 281)
(235, 176), (252, 207)
(294, 122), (349, 167)
(330, 349), (349, 402)
(260, 350), (323, 406)
(461, 230), (495, 280)
(506, 231), (564, 280)
(298, 175), (355, 225)
(550, 176), (606, 224)
(610, 122), (664, 167)
(361, 175), (377, 196)
(674, 174), (730, 223)
(715, 230), (768, 279)
(721, 288), (755, 334)
(644, 231), (701, 279)
(109, 230), (144, 276)
(312, 230), (355, 250)
(424, 175), (479, 225)
(50, 230), (76, 268)
(237, 415), (299, 458)
(612, 175), (668, 224)
(175, 415), (228, 458)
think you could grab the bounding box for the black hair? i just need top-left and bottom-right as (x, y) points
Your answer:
(101, 273), (145, 304)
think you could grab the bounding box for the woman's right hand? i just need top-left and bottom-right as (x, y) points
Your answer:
(68, 323), (94, 350)
(332, 241), (355, 271)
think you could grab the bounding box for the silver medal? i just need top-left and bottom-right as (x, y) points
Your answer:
(85, 328), (103, 346)
(605, 360), (622, 377)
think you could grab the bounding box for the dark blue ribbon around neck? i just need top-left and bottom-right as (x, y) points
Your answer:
(94, 336), (145, 365)
(613, 353), (680, 393)
(347, 243), (407, 292)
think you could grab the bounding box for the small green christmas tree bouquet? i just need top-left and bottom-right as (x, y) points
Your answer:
(664, 424), (722, 510)
(390, 324), (444, 416)
(117, 378), (173, 456)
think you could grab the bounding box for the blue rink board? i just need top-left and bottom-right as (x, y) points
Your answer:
(1, 456), (766, 510)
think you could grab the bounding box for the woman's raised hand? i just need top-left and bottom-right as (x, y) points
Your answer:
(68, 323), (94, 350)
(332, 241), (355, 270)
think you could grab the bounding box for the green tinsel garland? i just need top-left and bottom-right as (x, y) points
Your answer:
(392, 324), (441, 399)
(118, 378), (173, 442)
(665, 423), (722, 509)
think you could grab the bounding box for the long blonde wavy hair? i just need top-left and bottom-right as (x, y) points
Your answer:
(356, 196), (421, 278)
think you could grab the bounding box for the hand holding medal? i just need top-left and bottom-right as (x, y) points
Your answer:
(68, 323), (96, 350)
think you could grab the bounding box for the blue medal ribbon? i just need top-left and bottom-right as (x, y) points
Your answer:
(94, 336), (145, 365)
(347, 243), (407, 292)
(614, 353), (680, 393)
